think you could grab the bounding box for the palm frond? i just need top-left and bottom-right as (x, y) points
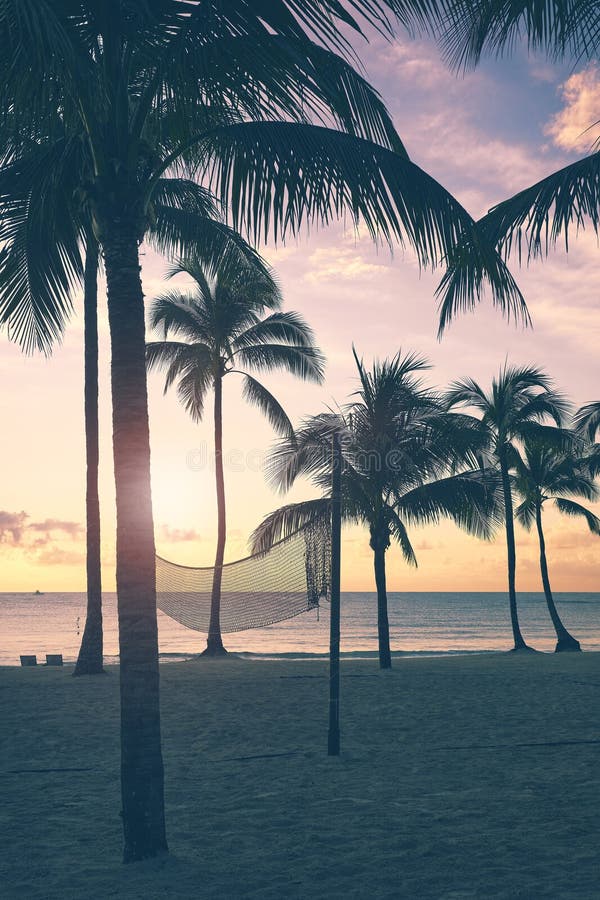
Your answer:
(234, 343), (325, 383)
(445, 377), (491, 416)
(436, 232), (530, 335)
(250, 498), (332, 554)
(385, 507), (418, 566)
(149, 197), (269, 271)
(554, 498), (600, 535)
(436, 151), (600, 328)
(574, 401), (600, 442)
(514, 496), (537, 531)
(265, 414), (343, 492)
(148, 291), (210, 342)
(240, 374), (294, 437)
(436, 0), (600, 70)
(395, 469), (503, 539)
(233, 311), (316, 350)
(175, 363), (213, 423)
(0, 137), (84, 353)
(146, 340), (213, 394)
(194, 120), (496, 272)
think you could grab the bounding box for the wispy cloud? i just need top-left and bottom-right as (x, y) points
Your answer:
(28, 519), (83, 541)
(0, 510), (28, 544)
(157, 524), (201, 543)
(0, 510), (84, 565)
(303, 247), (389, 285)
(546, 65), (600, 152)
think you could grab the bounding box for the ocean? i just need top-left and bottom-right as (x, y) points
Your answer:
(1, 591), (599, 665)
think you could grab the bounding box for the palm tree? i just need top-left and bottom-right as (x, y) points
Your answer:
(0, 131), (272, 677)
(146, 256), (324, 655)
(0, 1), (517, 861)
(512, 434), (600, 652)
(252, 349), (500, 669)
(446, 364), (570, 651)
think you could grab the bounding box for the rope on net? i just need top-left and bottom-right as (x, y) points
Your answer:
(156, 521), (331, 633)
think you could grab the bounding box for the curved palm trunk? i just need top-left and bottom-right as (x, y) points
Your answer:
(499, 452), (531, 651)
(74, 237), (104, 676)
(204, 373), (227, 655)
(373, 542), (392, 669)
(102, 224), (167, 862)
(535, 505), (581, 653)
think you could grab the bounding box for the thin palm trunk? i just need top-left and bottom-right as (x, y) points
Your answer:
(499, 451), (530, 651)
(74, 236), (104, 676)
(535, 505), (581, 653)
(373, 542), (392, 669)
(205, 373), (227, 655)
(102, 224), (167, 862)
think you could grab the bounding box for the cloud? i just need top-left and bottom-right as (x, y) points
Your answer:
(157, 524), (201, 543)
(545, 65), (600, 152)
(304, 247), (389, 285)
(37, 547), (86, 566)
(28, 519), (83, 541)
(0, 510), (28, 544)
(0, 509), (85, 565)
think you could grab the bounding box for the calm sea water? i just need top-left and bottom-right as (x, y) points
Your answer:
(1, 591), (600, 666)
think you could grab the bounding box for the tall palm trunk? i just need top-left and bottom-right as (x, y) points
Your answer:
(372, 537), (392, 669)
(535, 504), (581, 653)
(499, 450), (531, 651)
(205, 373), (227, 655)
(102, 222), (167, 862)
(74, 237), (104, 676)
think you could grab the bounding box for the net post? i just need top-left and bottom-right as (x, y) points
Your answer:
(328, 431), (342, 756)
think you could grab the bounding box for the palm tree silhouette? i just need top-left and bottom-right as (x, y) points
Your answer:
(0, 131), (271, 676)
(512, 434), (600, 652)
(252, 349), (500, 668)
(446, 364), (570, 651)
(147, 256), (325, 655)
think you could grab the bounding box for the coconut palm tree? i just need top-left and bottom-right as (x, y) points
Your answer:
(0, 131), (273, 677)
(513, 435), (600, 651)
(146, 256), (324, 655)
(251, 349), (500, 669)
(0, 0), (518, 861)
(445, 364), (570, 651)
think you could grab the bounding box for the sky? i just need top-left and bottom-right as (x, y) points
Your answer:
(1, 30), (599, 593)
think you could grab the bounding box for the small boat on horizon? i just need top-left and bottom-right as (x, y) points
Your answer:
(33, 590), (44, 596)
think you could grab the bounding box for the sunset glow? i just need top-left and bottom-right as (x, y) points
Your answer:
(1, 36), (598, 593)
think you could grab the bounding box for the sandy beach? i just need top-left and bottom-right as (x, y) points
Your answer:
(1, 652), (600, 899)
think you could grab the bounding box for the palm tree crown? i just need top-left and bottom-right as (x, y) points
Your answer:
(146, 257), (324, 427)
(446, 364), (570, 451)
(512, 433), (599, 651)
(513, 438), (600, 537)
(445, 363), (570, 650)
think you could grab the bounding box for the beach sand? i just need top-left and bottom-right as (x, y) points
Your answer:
(1, 652), (599, 899)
